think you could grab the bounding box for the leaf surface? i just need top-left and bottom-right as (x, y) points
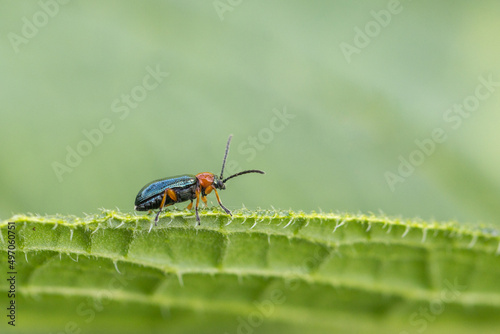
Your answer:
(1, 209), (499, 333)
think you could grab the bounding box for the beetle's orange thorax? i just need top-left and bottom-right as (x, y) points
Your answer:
(196, 172), (215, 188)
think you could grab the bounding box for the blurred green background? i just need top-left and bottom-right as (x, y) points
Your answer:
(1, 0), (500, 226)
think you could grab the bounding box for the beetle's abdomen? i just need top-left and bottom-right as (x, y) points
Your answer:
(135, 193), (164, 211)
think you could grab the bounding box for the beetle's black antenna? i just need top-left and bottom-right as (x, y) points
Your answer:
(223, 169), (265, 183)
(220, 134), (233, 180)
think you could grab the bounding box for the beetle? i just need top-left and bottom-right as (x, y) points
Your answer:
(134, 135), (265, 225)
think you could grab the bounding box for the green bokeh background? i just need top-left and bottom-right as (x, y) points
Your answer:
(1, 0), (500, 226)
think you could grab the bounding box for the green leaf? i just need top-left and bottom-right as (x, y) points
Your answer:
(1, 209), (500, 334)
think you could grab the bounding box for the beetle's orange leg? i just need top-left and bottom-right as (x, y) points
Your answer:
(202, 185), (214, 207)
(155, 188), (177, 225)
(155, 189), (169, 225)
(204, 186), (213, 195)
(212, 188), (231, 216)
(186, 200), (193, 210)
(195, 187), (201, 225)
(166, 188), (177, 202)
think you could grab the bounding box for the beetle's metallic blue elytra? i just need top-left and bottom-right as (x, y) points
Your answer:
(134, 135), (265, 225)
(135, 175), (197, 211)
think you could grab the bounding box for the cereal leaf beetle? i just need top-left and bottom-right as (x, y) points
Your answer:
(134, 135), (265, 225)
